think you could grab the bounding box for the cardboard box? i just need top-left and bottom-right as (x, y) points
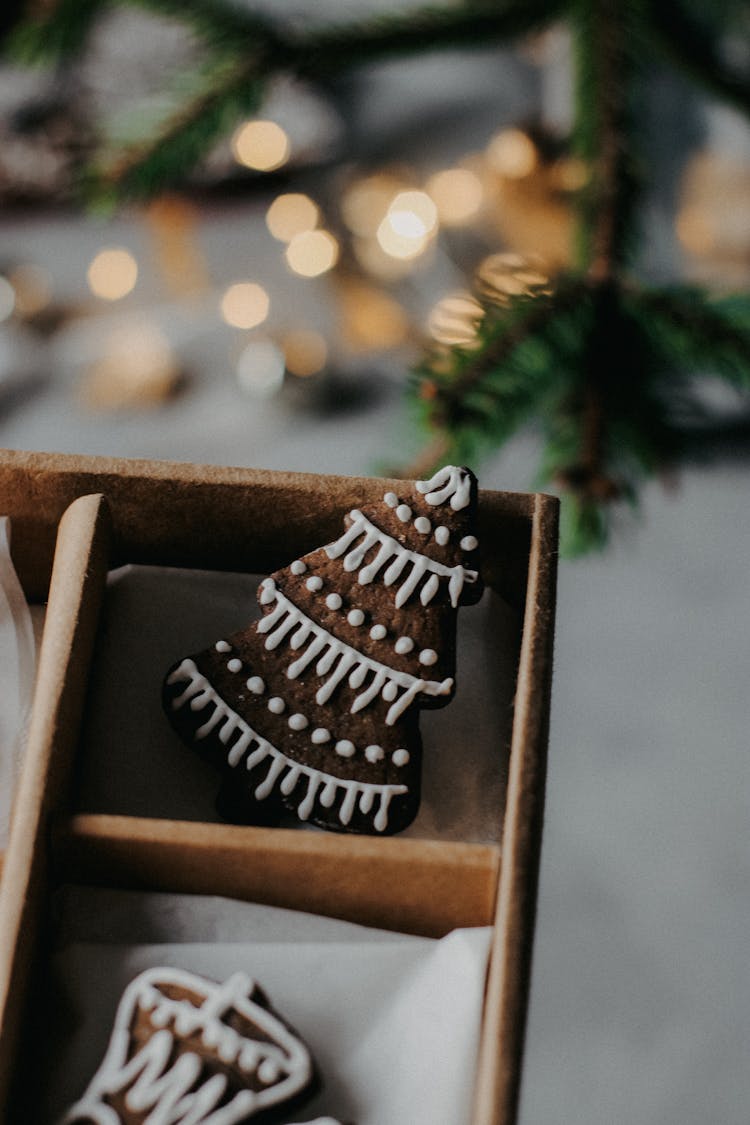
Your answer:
(0, 449), (558, 1124)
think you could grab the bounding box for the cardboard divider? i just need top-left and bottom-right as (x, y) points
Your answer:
(54, 814), (500, 938)
(0, 493), (111, 1107)
(0, 451), (558, 1125)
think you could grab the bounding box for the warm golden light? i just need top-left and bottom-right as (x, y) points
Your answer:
(7, 265), (52, 317)
(476, 253), (551, 303)
(220, 282), (270, 329)
(283, 329), (328, 376)
(231, 120), (290, 172)
(341, 174), (405, 236)
(87, 248), (138, 301)
(236, 339), (286, 397)
(676, 205), (716, 256)
(376, 216), (428, 260)
(427, 292), (484, 346)
(265, 193), (319, 242)
(486, 128), (538, 179)
(339, 281), (409, 351)
(552, 156), (589, 192)
(80, 323), (179, 411)
(426, 168), (484, 225)
(285, 230), (339, 277)
(387, 191), (438, 235)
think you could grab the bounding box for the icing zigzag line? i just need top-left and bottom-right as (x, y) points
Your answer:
(167, 659), (407, 832)
(258, 581), (453, 724)
(325, 509), (478, 608)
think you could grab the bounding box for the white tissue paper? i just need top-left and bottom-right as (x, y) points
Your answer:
(34, 889), (492, 1125)
(0, 516), (37, 847)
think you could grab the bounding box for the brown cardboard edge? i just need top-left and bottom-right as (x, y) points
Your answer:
(472, 492), (559, 1125)
(0, 448), (533, 606)
(0, 494), (111, 1107)
(54, 815), (501, 938)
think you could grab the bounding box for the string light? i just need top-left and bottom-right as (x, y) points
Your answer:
(87, 248), (138, 300)
(231, 120), (290, 172)
(236, 339), (286, 397)
(285, 230), (339, 277)
(427, 292), (484, 346)
(486, 128), (538, 178)
(266, 194), (319, 242)
(283, 329), (328, 376)
(476, 253), (551, 303)
(426, 168), (483, 225)
(341, 174), (405, 236)
(220, 282), (270, 329)
(387, 191), (438, 237)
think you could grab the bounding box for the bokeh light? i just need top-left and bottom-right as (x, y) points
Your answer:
(486, 128), (538, 178)
(231, 120), (290, 172)
(341, 174), (405, 236)
(8, 264), (52, 317)
(339, 281), (409, 350)
(220, 282), (270, 329)
(285, 230), (339, 277)
(236, 339), (286, 397)
(387, 191), (438, 237)
(426, 168), (484, 225)
(266, 194), (319, 242)
(87, 248), (138, 301)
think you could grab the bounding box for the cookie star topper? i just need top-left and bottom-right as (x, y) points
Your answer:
(164, 466), (482, 835)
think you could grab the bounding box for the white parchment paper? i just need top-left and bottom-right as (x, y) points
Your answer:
(32, 889), (492, 1125)
(73, 564), (519, 842)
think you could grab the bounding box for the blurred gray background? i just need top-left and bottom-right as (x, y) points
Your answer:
(0, 5), (748, 1122)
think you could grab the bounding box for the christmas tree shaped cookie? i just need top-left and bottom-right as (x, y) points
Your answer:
(63, 967), (318, 1123)
(163, 466), (482, 835)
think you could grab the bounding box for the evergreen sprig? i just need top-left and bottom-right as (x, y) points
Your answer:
(7, 0), (750, 551)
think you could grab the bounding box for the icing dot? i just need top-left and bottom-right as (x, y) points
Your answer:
(395, 636), (414, 655)
(311, 728), (330, 744)
(414, 516), (431, 534)
(215, 640), (231, 653)
(246, 676), (265, 694)
(383, 491), (399, 507)
(392, 748), (410, 767)
(369, 623), (387, 641)
(396, 504), (412, 522)
(268, 697), (285, 714)
(325, 593), (342, 610)
(259, 578), (276, 605)
(226, 658), (242, 673)
(306, 575), (323, 592)
(434, 526), (450, 546)
(365, 744), (384, 763)
(258, 1058), (280, 1084)
(290, 560), (307, 575)
(347, 608), (365, 626)
(460, 534), (479, 551)
(335, 739), (356, 758)
(288, 713), (308, 731)
(419, 648), (438, 666)
(382, 681), (398, 702)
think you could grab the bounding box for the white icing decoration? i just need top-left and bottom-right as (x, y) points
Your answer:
(392, 748), (410, 767)
(434, 526), (450, 546)
(394, 637), (414, 655)
(288, 713), (308, 731)
(347, 608), (365, 626)
(311, 727), (330, 744)
(246, 676), (265, 694)
(259, 578), (276, 605)
(383, 491), (398, 507)
(415, 464), (472, 510)
(325, 593), (342, 611)
(420, 573), (440, 605)
(419, 649), (438, 666)
(166, 661), (407, 831)
(414, 516), (431, 534)
(370, 624), (387, 640)
(226, 658), (242, 673)
(324, 509), (477, 608)
(365, 744), (384, 763)
(290, 560), (307, 575)
(460, 534), (478, 551)
(61, 967), (313, 1125)
(306, 575), (323, 592)
(268, 697), (285, 714)
(335, 739), (355, 758)
(396, 504), (411, 522)
(215, 641), (231, 653)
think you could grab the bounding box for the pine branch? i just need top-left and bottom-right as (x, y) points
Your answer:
(8, 0), (107, 63)
(645, 0), (750, 117)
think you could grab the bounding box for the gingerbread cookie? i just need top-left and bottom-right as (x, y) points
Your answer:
(63, 968), (317, 1124)
(164, 465), (482, 835)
